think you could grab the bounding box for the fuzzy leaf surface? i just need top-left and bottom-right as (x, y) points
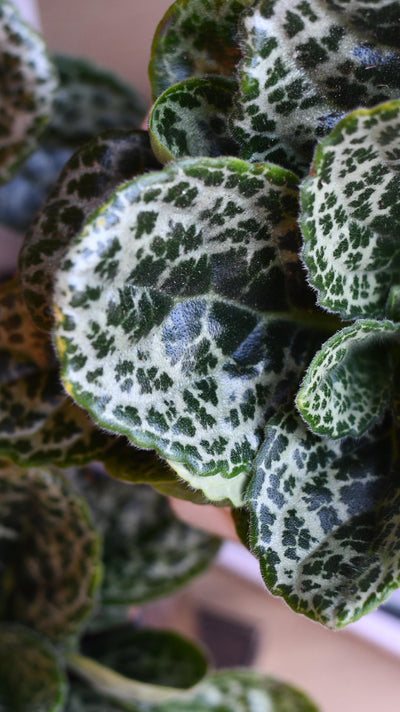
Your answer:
(0, 280), (169, 483)
(53, 156), (323, 505)
(66, 470), (220, 606)
(232, 0), (400, 174)
(81, 627), (208, 689)
(153, 670), (320, 712)
(0, 465), (101, 643)
(301, 101), (400, 319)
(149, 0), (253, 99)
(0, 1), (57, 184)
(248, 407), (399, 628)
(0, 54), (147, 234)
(323, 0), (400, 47)
(20, 130), (160, 330)
(297, 319), (400, 438)
(149, 77), (238, 163)
(0, 625), (66, 712)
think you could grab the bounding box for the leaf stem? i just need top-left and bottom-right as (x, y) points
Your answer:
(68, 652), (185, 705)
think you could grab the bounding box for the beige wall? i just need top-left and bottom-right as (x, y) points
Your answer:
(38, 0), (171, 105)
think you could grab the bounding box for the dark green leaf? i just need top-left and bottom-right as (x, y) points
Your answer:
(81, 627), (208, 689)
(300, 100), (400, 319)
(0, 465), (102, 643)
(247, 407), (399, 628)
(149, 77), (238, 163)
(0, 625), (67, 712)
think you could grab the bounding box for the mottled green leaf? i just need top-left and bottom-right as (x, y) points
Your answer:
(0, 1), (58, 184)
(153, 670), (320, 712)
(300, 100), (400, 319)
(0, 625), (67, 712)
(247, 407), (400, 629)
(323, 0), (400, 48)
(297, 319), (400, 438)
(0, 54), (147, 234)
(0, 280), (166, 481)
(81, 627), (208, 689)
(65, 470), (220, 606)
(232, 0), (400, 173)
(19, 129), (160, 330)
(0, 465), (101, 643)
(149, 0), (253, 99)
(149, 76), (238, 163)
(53, 156), (324, 505)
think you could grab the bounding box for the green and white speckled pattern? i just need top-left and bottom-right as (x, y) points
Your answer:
(300, 101), (400, 319)
(248, 407), (398, 628)
(53, 156), (323, 505)
(149, 76), (238, 163)
(232, 0), (400, 173)
(297, 319), (400, 438)
(0, 465), (102, 643)
(20, 130), (160, 331)
(66, 471), (220, 606)
(0, 625), (67, 712)
(0, 0), (57, 183)
(154, 670), (320, 712)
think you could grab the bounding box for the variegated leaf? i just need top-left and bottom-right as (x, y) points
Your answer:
(297, 319), (400, 439)
(149, 76), (238, 163)
(53, 156), (325, 505)
(0, 54), (147, 234)
(0, 625), (67, 712)
(232, 0), (400, 173)
(66, 470), (220, 606)
(19, 129), (160, 330)
(149, 0), (253, 99)
(153, 670), (320, 712)
(0, 0), (57, 184)
(300, 101), (400, 319)
(0, 465), (102, 643)
(0, 280), (174, 491)
(323, 0), (400, 48)
(247, 407), (399, 629)
(81, 627), (208, 689)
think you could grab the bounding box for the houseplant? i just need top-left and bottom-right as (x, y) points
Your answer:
(1, 0), (400, 707)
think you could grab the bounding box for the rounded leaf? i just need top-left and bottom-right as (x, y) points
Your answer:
(149, 0), (253, 99)
(53, 156), (322, 505)
(149, 76), (238, 163)
(0, 464), (102, 643)
(300, 100), (400, 319)
(0, 625), (67, 712)
(0, 0), (57, 184)
(297, 319), (400, 438)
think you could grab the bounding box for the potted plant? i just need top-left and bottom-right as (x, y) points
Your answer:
(1, 0), (400, 707)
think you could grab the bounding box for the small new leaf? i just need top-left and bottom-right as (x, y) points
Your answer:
(149, 76), (238, 163)
(301, 100), (400, 319)
(248, 407), (399, 629)
(297, 319), (400, 438)
(0, 625), (67, 712)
